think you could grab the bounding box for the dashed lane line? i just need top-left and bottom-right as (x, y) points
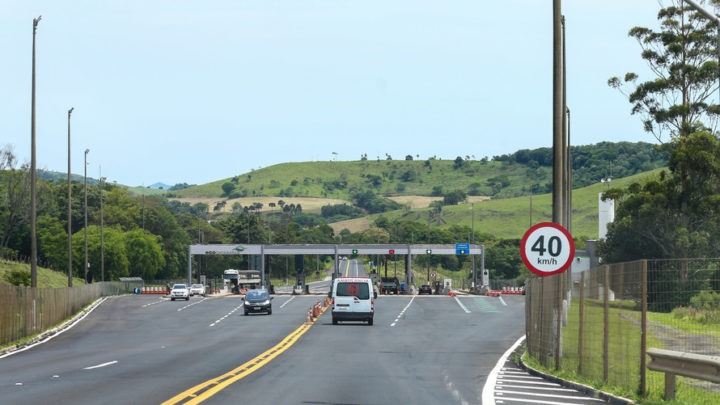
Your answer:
(454, 296), (472, 313)
(390, 295), (416, 327)
(209, 304), (243, 327)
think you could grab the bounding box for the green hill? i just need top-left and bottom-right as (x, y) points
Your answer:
(355, 169), (664, 240)
(167, 141), (665, 201)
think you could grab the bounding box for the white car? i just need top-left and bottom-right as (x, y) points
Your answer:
(189, 284), (206, 296)
(170, 284), (190, 301)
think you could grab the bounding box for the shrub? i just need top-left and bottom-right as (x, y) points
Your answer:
(5, 269), (31, 286)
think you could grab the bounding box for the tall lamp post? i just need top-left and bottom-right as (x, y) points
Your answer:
(100, 174), (105, 282)
(30, 16), (42, 288)
(84, 148), (90, 283)
(67, 107), (74, 287)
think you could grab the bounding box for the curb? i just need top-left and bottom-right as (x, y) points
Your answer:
(516, 349), (636, 405)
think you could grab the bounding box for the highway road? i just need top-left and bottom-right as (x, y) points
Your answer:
(0, 262), (526, 405)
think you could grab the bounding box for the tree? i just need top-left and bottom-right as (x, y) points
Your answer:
(221, 182), (236, 196)
(123, 229), (166, 280)
(443, 190), (467, 206)
(599, 131), (720, 261)
(608, 0), (720, 141)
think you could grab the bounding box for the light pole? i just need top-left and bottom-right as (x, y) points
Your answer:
(84, 148), (89, 283)
(100, 174), (104, 282)
(67, 107), (74, 287)
(30, 16), (41, 288)
(471, 202), (477, 291)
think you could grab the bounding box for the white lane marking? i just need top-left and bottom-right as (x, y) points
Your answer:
(492, 396), (587, 405)
(390, 296), (415, 327)
(497, 379), (562, 386)
(496, 389), (606, 402)
(83, 360), (118, 370)
(498, 296), (508, 306)
(177, 297), (208, 312)
(481, 335), (525, 404)
(209, 304), (243, 327)
(454, 296), (471, 313)
(496, 384), (578, 392)
(142, 298), (165, 308)
(279, 296), (295, 309)
(443, 372), (470, 405)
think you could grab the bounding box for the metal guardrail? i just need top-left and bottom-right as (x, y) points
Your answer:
(647, 348), (720, 400)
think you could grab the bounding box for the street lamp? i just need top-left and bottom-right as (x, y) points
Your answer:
(67, 107), (74, 287)
(100, 174), (105, 282)
(30, 15), (42, 288)
(84, 148), (89, 283)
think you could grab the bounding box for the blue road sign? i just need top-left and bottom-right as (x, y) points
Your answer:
(456, 242), (470, 255)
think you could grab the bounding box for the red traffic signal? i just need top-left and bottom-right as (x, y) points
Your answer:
(389, 249), (395, 255)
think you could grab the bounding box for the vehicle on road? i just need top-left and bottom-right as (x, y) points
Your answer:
(329, 277), (376, 325)
(243, 289), (273, 315)
(380, 276), (399, 294)
(418, 284), (433, 295)
(170, 284), (190, 301)
(224, 269), (262, 293)
(189, 283), (205, 296)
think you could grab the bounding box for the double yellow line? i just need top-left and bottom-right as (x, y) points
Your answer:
(162, 323), (312, 404)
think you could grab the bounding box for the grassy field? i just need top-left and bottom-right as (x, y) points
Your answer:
(0, 261), (85, 288)
(524, 297), (720, 404)
(169, 167), (664, 241)
(168, 159), (551, 200)
(355, 169), (664, 240)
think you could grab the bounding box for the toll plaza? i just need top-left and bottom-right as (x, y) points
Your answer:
(187, 243), (486, 290)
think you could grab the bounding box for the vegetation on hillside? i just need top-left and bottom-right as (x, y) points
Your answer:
(0, 141), (668, 287)
(168, 141), (665, 200)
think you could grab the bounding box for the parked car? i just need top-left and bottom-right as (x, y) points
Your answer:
(189, 283), (206, 296)
(170, 284), (190, 301)
(419, 284), (433, 295)
(243, 289), (273, 315)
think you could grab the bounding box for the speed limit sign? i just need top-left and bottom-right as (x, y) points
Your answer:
(521, 222), (575, 277)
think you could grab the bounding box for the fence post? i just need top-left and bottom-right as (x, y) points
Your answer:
(640, 259), (648, 397)
(603, 265), (609, 382)
(578, 271), (585, 375)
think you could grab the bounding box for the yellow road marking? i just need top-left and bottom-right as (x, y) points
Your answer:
(162, 323), (313, 405)
(343, 259), (351, 277)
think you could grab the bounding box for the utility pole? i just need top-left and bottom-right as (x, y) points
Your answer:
(30, 16), (41, 288)
(67, 107), (74, 287)
(84, 149), (89, 283)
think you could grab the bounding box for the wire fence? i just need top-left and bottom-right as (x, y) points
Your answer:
(525, 259), (720, 402)
(0, 282), (130, 348)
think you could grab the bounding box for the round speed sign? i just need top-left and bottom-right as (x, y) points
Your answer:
(520, 222), (575, 277)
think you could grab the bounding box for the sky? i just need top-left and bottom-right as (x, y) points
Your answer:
(1, 1), (668, 187)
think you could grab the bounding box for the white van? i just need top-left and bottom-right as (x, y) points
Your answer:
(328, 277), (377, 325)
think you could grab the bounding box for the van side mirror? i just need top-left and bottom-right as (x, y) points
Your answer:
(374, 291), (378, 299)
(328, 291), (332, 298)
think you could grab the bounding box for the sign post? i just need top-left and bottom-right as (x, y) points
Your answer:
(520, 222), (574, 277)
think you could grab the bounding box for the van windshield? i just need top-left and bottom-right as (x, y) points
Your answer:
(336, 282), (370, 299)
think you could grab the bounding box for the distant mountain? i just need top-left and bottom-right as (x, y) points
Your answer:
(148, 182), (172, 190)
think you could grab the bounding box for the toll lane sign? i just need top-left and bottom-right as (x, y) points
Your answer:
(520, 222), (575, 277)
